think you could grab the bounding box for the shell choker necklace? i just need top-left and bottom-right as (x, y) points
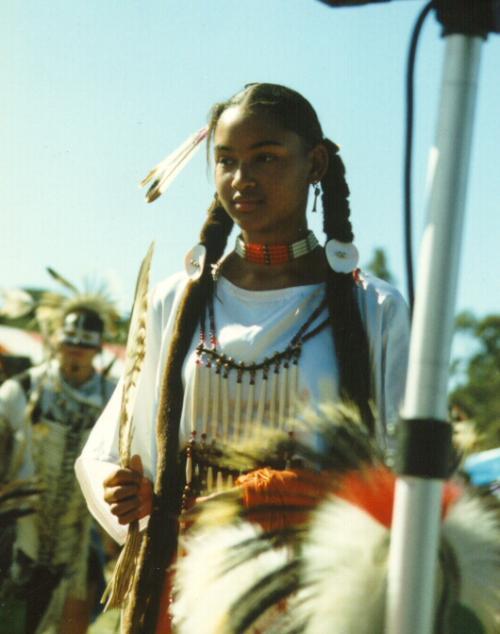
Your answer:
(234, 231), (319, 265)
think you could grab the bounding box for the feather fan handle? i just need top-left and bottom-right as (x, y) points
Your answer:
(140, 126), (209, 203)
(101, 242), (155, 612)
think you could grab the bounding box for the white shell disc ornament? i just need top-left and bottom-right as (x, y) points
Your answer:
(184, 244), (207, 280)
(325, 239), (359, 274)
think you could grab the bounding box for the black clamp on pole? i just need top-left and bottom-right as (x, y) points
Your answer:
(395, 418), (454, 479)
(435, 0), (500, 37)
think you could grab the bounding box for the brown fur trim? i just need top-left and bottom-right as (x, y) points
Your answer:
(123, 205), (233, 633)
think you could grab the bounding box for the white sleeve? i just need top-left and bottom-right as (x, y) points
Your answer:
(74, 456), (129, 544)
(357, 276), (410, 449)
(378, 291), (410, 431)
(75, 280), (169, 542)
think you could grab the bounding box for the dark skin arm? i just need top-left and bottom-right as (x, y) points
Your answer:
(103, 454), (153, 525)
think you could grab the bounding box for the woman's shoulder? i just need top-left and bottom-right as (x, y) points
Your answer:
(150, 271), (189, 306)
(147, 270), (190, 329)
(355, 271), (409, 323)
(356, 271), (406, 303)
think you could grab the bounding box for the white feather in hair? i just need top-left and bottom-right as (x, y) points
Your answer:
(140, 126), (209, 203)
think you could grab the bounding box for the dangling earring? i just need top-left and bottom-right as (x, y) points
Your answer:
(312, 182), (321, 213)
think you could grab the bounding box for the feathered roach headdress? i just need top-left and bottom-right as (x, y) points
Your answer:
(1, 267), (120, 353)
(38, 268), (120, 346)
(171, 404), (499, 634)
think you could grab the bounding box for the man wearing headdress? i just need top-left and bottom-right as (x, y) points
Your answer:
(0, 300), (117, 634)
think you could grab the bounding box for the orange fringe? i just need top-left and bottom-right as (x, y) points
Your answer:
(237, 466), (463, 531)
(236, 468), (332, 531)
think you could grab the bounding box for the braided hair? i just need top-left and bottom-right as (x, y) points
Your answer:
(125, 83), (372, 632)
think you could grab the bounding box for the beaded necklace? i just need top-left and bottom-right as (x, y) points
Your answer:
(181, 286), (330, 507)
(234, 231), (319, 265)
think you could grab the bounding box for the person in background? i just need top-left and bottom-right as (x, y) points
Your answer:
(0, 297), (118, 634)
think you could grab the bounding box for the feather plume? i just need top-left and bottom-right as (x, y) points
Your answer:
(441, 494), (500, 633)
(297, 499), (389, 634)
(140, 126), (209, 202)
(0, 478), (42, 527)
(0, 288), (35, 319)
(118, 241), (155, 465)
(173, 405), (500, 634)
(101, 242), (155, 610)
(46, 266), (80, 294)
(173, 521), (291, 634)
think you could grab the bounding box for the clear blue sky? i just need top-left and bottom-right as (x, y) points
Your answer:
(2, 0), (499, 318)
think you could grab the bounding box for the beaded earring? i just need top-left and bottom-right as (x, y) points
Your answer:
(312, 182), (321, 213)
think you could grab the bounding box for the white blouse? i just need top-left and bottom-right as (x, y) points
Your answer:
(75, 271), (410, 543)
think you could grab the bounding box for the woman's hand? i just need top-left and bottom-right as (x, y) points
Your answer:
(103, 454), (153, 525)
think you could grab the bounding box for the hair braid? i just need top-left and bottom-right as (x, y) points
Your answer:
(321, 139), (374, 433)
(124, 199), (233, 633)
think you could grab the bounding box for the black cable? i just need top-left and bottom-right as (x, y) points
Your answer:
(404, 0), (435, 314)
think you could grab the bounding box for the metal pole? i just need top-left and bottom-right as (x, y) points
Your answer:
(386, 34), (483, 634)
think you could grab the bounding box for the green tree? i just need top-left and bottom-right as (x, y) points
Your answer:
(365, 248), (395, 284)
(450, 311), (500, 449)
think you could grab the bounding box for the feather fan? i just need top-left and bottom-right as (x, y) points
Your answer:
(173, 407), (500, 634)
(101, 242), (155, 610)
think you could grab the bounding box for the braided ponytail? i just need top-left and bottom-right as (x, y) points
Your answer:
(124, 199), (233, 633)
(321, 139), (374, 433)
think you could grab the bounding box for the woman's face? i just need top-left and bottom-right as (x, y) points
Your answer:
(214, 106), (320, 243)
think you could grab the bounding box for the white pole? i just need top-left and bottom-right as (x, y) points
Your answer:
(386, 34), (483, 634)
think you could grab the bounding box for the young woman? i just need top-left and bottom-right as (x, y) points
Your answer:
(76, 83), (410, 633)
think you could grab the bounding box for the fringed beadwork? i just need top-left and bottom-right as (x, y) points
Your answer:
(180, 291), (329, 502)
